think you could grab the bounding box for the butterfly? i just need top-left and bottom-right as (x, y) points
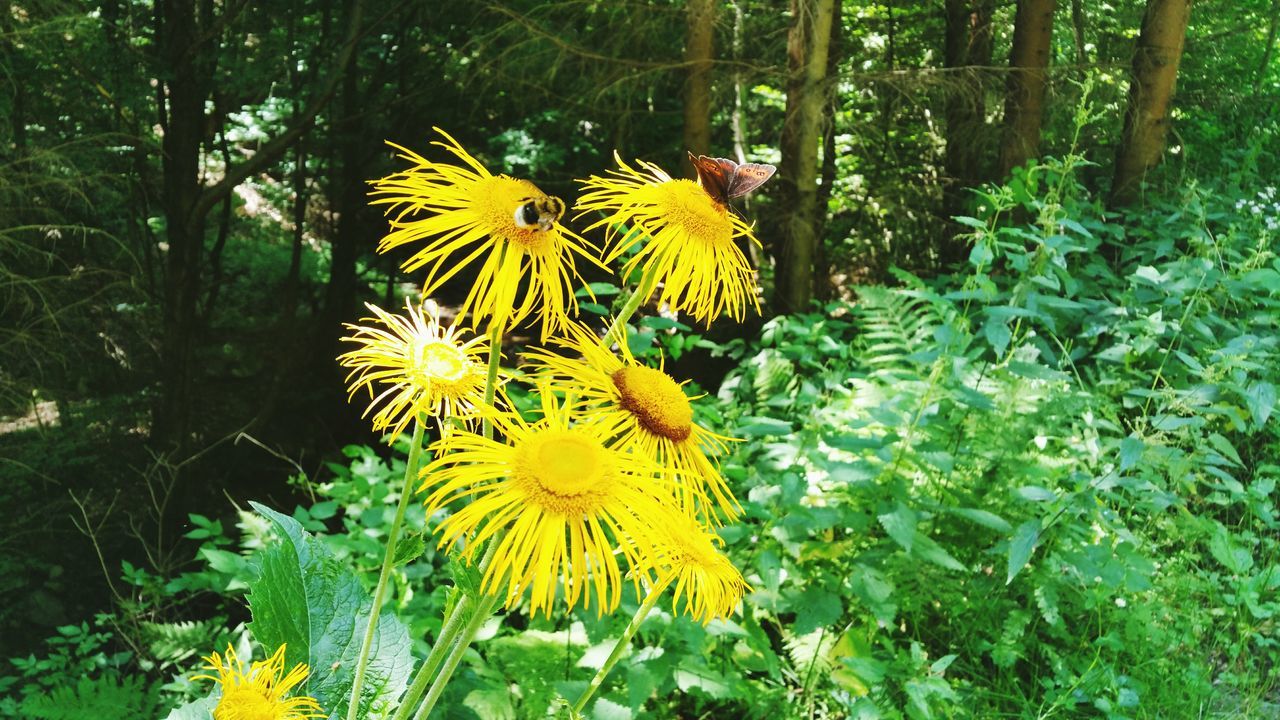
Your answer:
(688, 152), (777, 207)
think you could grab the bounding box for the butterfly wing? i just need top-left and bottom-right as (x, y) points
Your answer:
(725, 163), (777, 198)
(689, 152), (734, 205)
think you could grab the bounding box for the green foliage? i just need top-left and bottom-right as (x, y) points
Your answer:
(247, 502), (414, 719)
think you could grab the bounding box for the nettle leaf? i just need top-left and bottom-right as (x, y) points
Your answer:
(1006, 520), (1042, 584)
(878, 504), (917, 552)
(1246, 381), (1276, 428)
(247, 502), (413, 720)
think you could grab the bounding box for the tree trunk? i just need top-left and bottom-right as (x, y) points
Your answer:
(1255, 0), (1278, 90)
(941, 0), (995, 262)
(682, 0), (716, 169)
(1110, 0), (1192, 206)
(1070, 0), (1088, 64)
(998, 0), (1057, 179)
(154, 0), (212, 448)
(151, 0), (364, 449)
(775, 0), (838, 314)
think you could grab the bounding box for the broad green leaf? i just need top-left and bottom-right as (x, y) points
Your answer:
(1208, 525), (1254, 574)
(247, 502), (412, 720)
(982, 317), (1011, 356)
(878, 505), (917, 552)
(626, 664), (658, 712)
(1246, 381), (1276, 428)
(591, 698), (632, 720)
(791, 588), (842, 635)
(1007, 520), (1042, 583)
(463, 688), (515, 720)
(1014, 486), (1056, 502)
(1118, 435), (1144, 471)
(735, 416), (794, 437)
(673, 664), (732, 699)
(950, 508), (1012, 533)
(163, 696), (217, 720)
(913, 534), (966, 572)
(1206, 433), (1243, 466)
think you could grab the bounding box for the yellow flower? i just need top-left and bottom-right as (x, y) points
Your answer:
(369, 128), (603, 339)
(338, 299), (493, 442)
(195, 644), (324, 720)
(418, 390), (674, 617)
(525, 323), (740, 522)
(648, 513), (749, 625)
(575, 153), (761, 326)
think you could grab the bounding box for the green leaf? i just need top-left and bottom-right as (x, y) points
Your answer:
(463, 688), (516, 720)
(791, 588), (842, 635)
(626, 664), (658, 712)
(392, 532), (427, 567)
(247, 502), (413, 720)
(163, 696), (217, 720)
(949, 508), (1012, 533)
(1006, 520), (1042, 584)
(1014, 486), (1056, 502)
(1119, 435), (1144, 471)
(590, 697), (632, 720)
(1207, 524), (1254, 574)
(982, 317), (1011, 356)
(1246, 381), (1276, 428)
(1206, 433), (1243, 466)
(735, 416), (793, 437)
(878, 504), (917, 552)
(914, 534), (966, 572)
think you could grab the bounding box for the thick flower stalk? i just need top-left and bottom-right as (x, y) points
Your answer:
(575, 153), (762, 325)
(196, 644), (324, 720)
(369, 128), (603, 339)
(338, 299), (494, 442)
(525, 322), (740, 522)
(418, 389), (675, 617)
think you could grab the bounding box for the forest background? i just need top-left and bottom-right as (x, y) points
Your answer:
(2, 0), (1279, 718)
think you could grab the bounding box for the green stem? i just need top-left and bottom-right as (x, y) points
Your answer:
(482, 323), (503, 441)
(347, 420), (427, 720)
(413, 588), (504, 720)
(388, 593), (474, 720)
(571, 582), (665, 715)
(393, 323), (506, 720)
(604, 266), (658, 349)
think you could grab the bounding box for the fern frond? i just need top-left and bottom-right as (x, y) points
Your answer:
(20, 674), (157, 720)
(853, 286), (944, 383)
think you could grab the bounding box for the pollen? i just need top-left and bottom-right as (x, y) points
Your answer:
(512, 429), (615, 510)
(474, 175), (556, 253)
(654, 180), (733, 246)
(612, 366), (693, 442)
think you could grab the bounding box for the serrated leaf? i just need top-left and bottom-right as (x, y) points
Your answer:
(1006, 520), (1042, 583)
(590, 697), (632, 720)
(463, 688), (515, 720)
(791, 588), (842, 635)
(1118, 435), (1144, 471)
(914, 534), (966, 572)
(247, 502), (412, 719)
(1246, 381), (1276, 428)
(949, 508), (1012, 533)
(392, 532), (427, 567)
(626, 664), (657, 711)
(878, 504), (917, 552)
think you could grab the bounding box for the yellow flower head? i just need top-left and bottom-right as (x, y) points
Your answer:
(418, 389), (674, 617)
(575, 153), (762, 326)
(338, 299), (494, 442)
(370, 128), (603, 339)
(525, 323), (741, 523)
(648, 513), (749, 625)
(195, 644), (324, 720)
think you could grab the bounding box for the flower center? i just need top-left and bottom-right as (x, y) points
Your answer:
(612, 366), (693, 442)
(513, 429), (615, 511)
(214, 685), (276, 720)
(655, 180), (732, 246)
(475, 175), (557, 254)
(408, 340), (470, 386)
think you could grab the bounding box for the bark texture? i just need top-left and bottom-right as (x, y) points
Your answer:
(942, 0), (995, 262)
(682, 0), (716, 168)
(998, 0), (1057, 179)
(775, 0), (838, 314)
(1111, 0), (1192, 206)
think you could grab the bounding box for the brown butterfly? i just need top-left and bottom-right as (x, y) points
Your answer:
(688, 152), (777, 207)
